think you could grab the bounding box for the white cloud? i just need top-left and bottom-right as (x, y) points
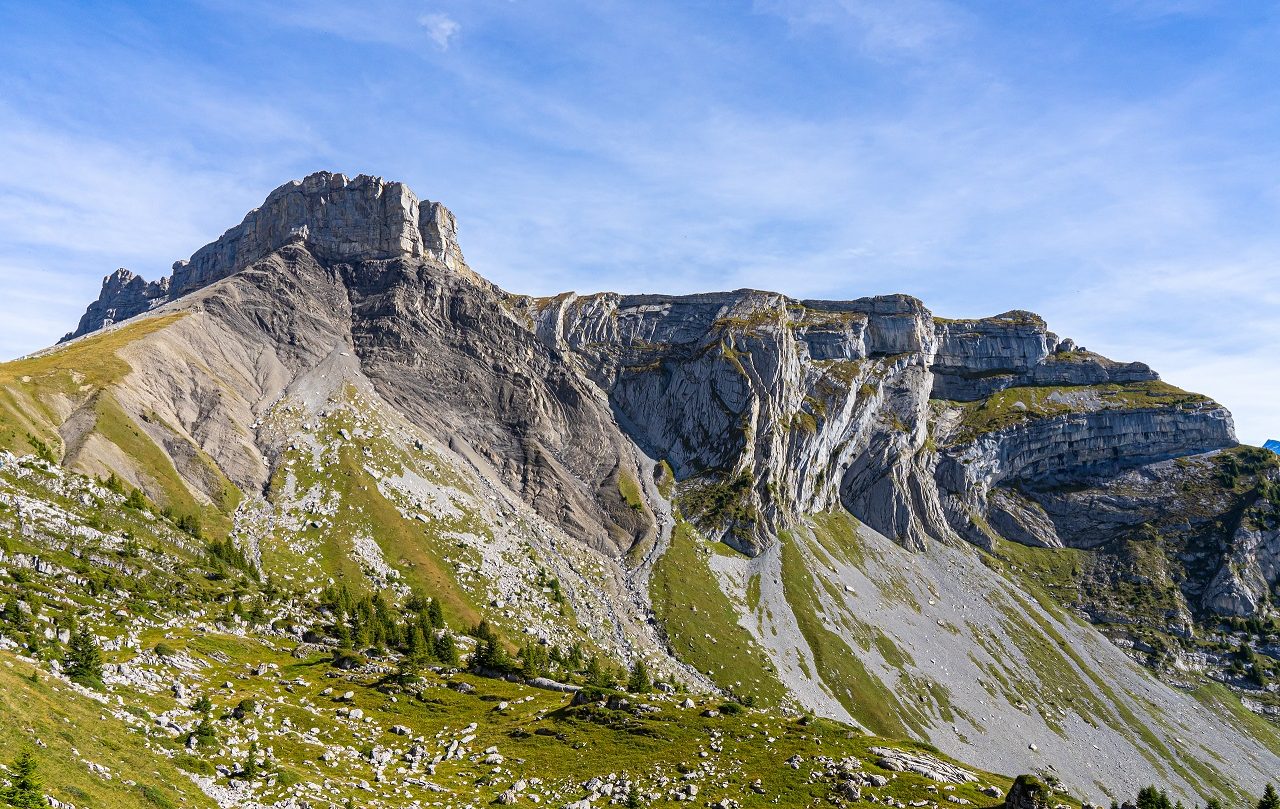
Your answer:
(418, 12), (460, 50)
(755, 0), (966, 57)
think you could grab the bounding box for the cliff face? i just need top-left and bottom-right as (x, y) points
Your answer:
(60, 171), (1239, 561)
(524, 288), (1234, 555)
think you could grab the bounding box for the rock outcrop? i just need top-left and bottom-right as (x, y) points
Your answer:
(62, 268), (169, 342)
(63, 172), (466, 340)
(1004, 775), (1050, 809)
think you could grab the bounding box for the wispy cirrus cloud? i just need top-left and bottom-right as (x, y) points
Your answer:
(754, 0), (967, 57)
(419, 12), (460, 50)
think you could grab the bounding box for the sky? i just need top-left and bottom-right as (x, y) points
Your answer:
(1, 1), (1278, 442)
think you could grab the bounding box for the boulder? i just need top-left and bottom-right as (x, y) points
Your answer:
(1004, 775), (1050, 809)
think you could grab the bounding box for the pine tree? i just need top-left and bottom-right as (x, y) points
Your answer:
(1259, 784), (1280, 809)
(242, 741), (260, 780)
(627, 660), (652, 694)
(1205, 798), (1224, 809)
(585, 655), (615, 688)
(405, 589), (430, 613)
(427, 598), (445, 629)
(433, 631), (458, 666)
(405, 624), (429, 664)
(66, 624), (103, 689)
(191, 716), (217, 748)
(3, 750), (44, 809)
(1, 598), (25, 629)
(1137, 787), (1172, 809)
(125, 488), (147, 510)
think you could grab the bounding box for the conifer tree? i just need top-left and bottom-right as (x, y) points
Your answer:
(521, 641), (549, 679)
(243, 741), (261, 780)
(433, 631), (458, 666)
(427, 598), (445, 629)
(1259, 784), (1280, 809)
(125, 488), (147, 510)
(405, 624), (429, 664)
(585, 654), (603, 686)
(1137, 787), (1172, 809)
(2, 750), (44, 809)
(627, 659), (652, 694)
(66, 624), (103, 689)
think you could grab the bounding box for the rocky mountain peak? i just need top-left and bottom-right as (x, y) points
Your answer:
(169, 171), (464, 298)
(63, 171), (465, 341)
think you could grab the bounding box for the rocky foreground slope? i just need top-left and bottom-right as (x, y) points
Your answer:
(3, 171), (1280, 807)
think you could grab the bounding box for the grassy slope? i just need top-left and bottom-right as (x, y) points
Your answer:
(259, 400), (485, 631)
(0, 659), (219, 809)
(0, 312), (241, 539)
(649, 519), (789, 706)
(0, 314), (185, 456)
(0, 638), (1018, 809)
(0, 457), (1026, 808)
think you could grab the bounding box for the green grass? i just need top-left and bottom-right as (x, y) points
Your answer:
(261, 404), (483, 631)
(0, 642), (1015, 809)
(617, 470), (646, 511)
(778, 529), (920, 739)
(650, 520), (788, 706)
(91, 390), (233, 536)
(0, 313), (186, 456)
(0, 659), (219, 809)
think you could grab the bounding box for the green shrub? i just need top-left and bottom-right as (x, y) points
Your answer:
(136, 783), (177, 809)
(173, 754), (215, 776)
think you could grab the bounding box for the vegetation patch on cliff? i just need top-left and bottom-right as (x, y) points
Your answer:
(946, 381), (1214, 445)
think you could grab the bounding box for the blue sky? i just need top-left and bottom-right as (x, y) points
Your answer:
(2, 0), (1278, 442)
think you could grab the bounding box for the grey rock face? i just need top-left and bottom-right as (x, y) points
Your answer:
(931, 312), (1157, 401)
(61, 268), (169, 342)
(64, 172), (465, 340)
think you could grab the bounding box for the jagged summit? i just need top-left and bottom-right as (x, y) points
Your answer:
(63, 171), (465, 340)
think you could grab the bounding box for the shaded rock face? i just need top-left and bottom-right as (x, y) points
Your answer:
(61, 171), (1238, 560)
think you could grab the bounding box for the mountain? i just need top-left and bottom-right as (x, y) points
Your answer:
(2, 171), (1279, 809)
